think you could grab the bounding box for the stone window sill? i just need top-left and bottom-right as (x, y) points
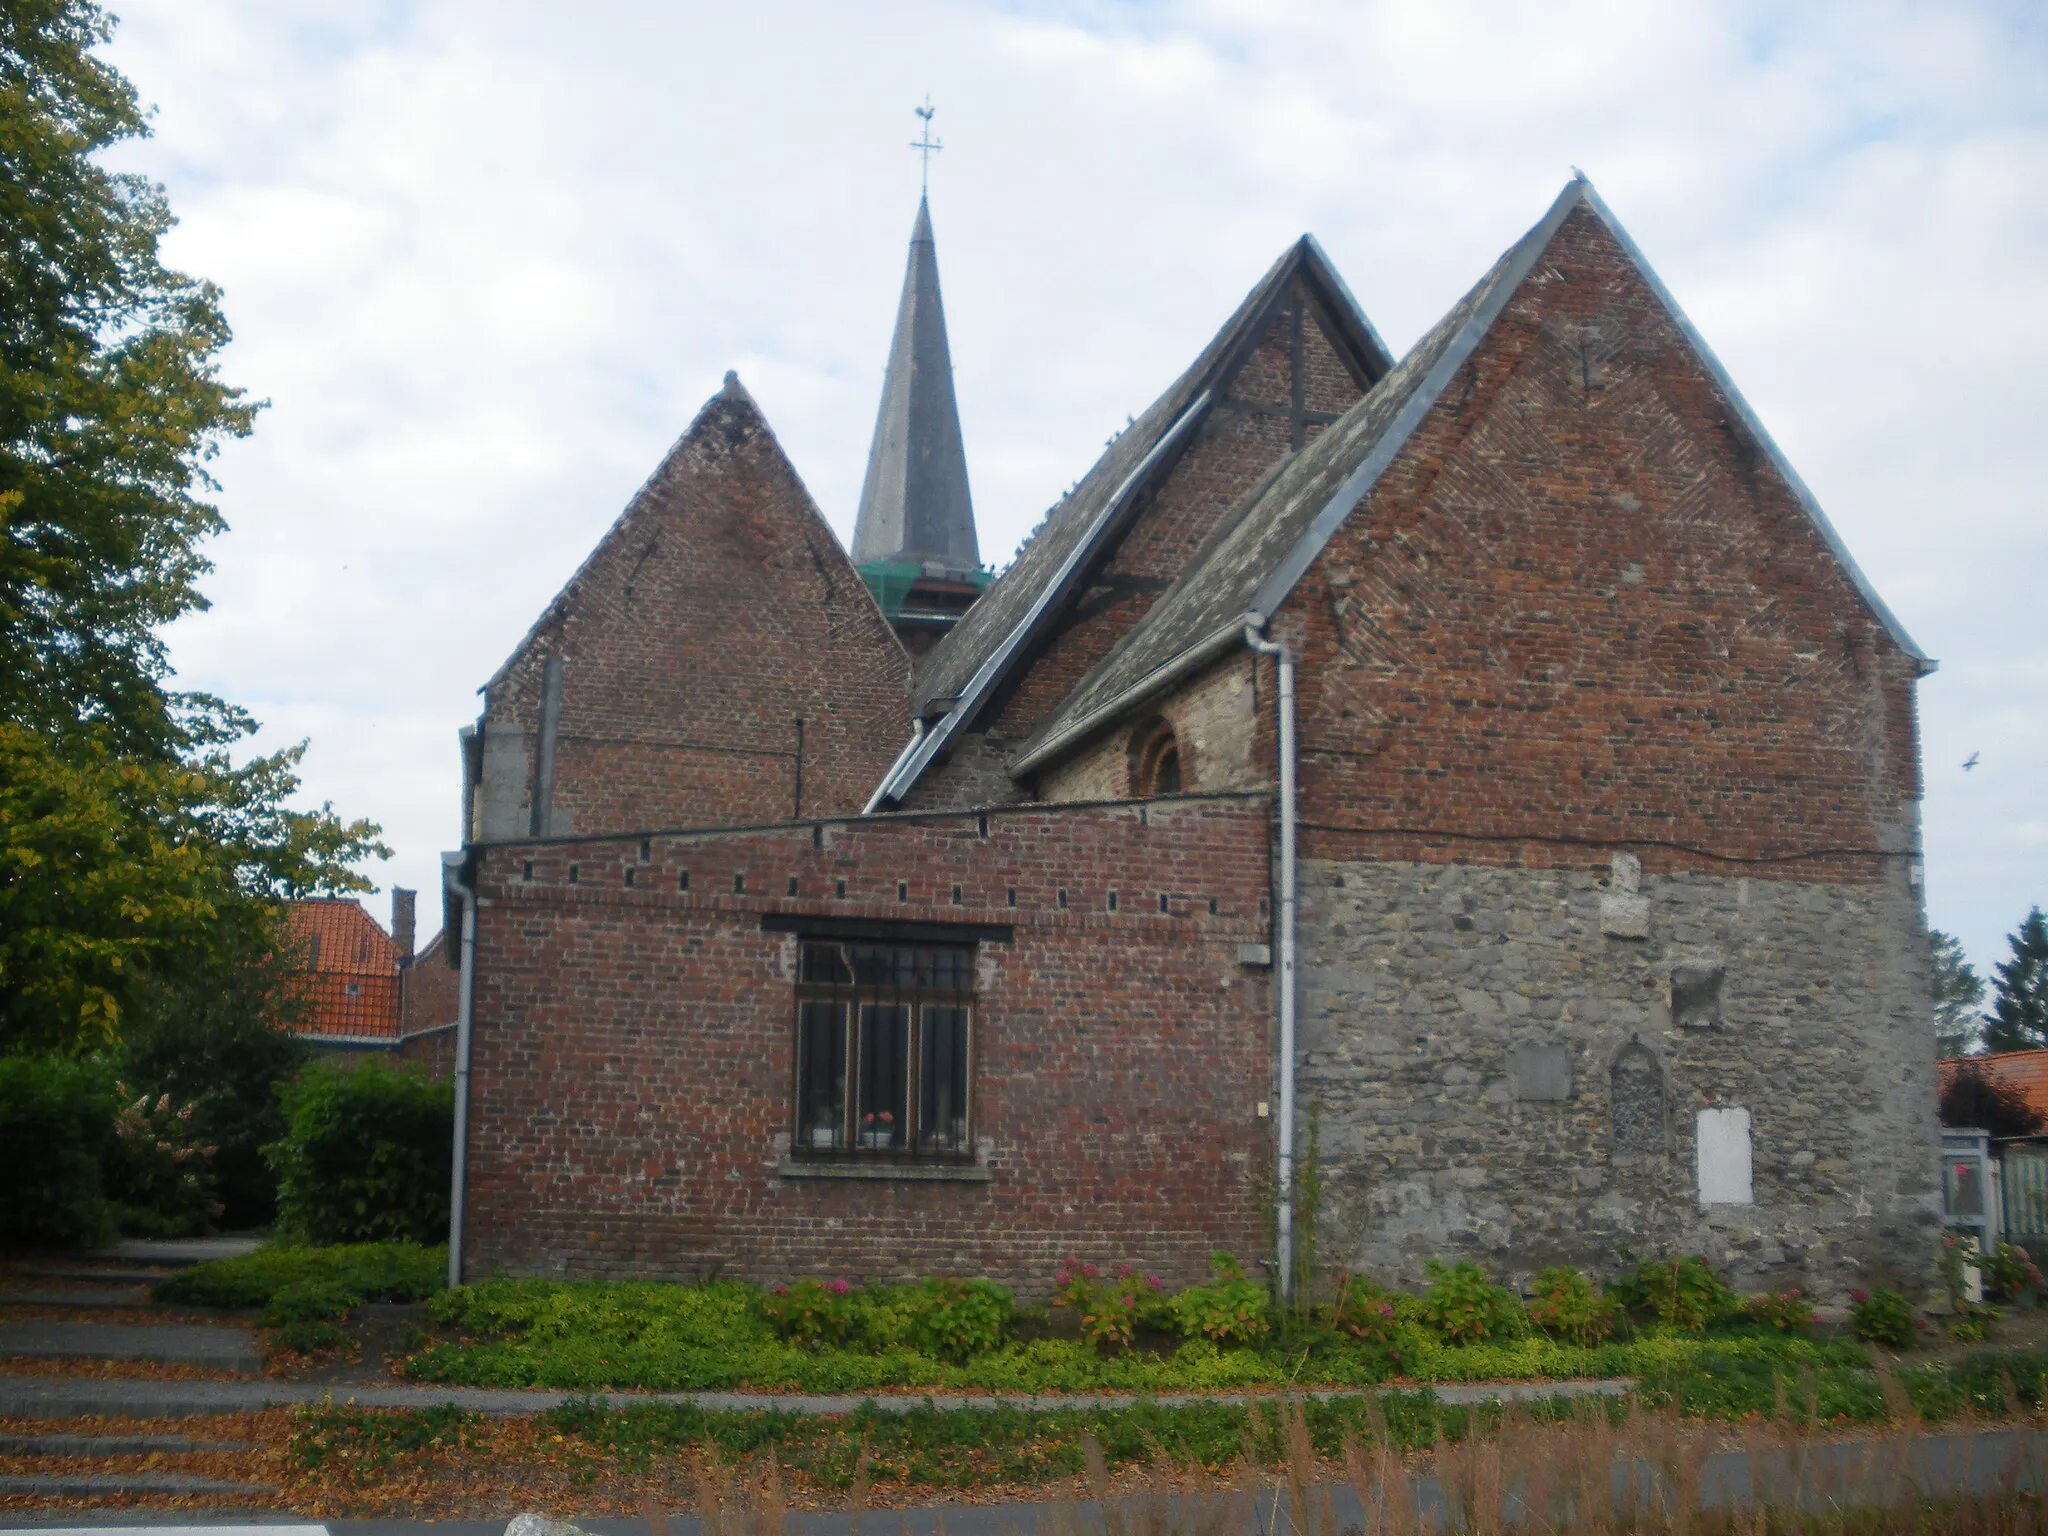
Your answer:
(777, 1156), (992, 1183)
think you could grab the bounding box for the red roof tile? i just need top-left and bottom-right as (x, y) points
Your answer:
(1939, 1050), (2048, 1125)
(286, 900), (402, 1039)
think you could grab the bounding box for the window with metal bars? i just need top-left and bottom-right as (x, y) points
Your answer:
(792, 940), (974, 1161)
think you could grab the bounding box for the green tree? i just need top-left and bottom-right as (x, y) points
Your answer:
(1985, 908), (2048, 1054)
(0, 3), (385, 1058)
(1931, 928), (1986, 1057)
(0, 0), (253, 752)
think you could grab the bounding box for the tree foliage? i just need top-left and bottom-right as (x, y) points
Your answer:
(1931, 928), (1987, 1058)
(266, 1060), (454, 1245)
(1983, 908), (2048, 1055)
(0, 2), (385, 1058)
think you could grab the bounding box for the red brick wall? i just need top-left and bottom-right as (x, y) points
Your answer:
(460, 797), (1276, 1290)
(1276, 204), (1922, 884)
(483, 384), (911, 836)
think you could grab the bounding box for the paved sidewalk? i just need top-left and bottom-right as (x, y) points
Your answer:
(0, 1373), (1633, 1421)
(0, 1324), (260, 1375)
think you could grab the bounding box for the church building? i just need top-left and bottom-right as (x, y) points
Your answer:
(442, 175), (1942, 1301)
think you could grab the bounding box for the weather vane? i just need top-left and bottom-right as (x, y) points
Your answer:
(910, 96), (942, 194)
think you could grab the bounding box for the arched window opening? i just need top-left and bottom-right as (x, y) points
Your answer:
(1610, 1040), (1666, 1157)
(1131, 717), (1184, 798)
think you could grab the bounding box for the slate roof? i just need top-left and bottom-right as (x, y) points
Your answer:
(1011, 175), (1932, 778)
(851, 195), (980, 574)
(867, 235), (1393, 808)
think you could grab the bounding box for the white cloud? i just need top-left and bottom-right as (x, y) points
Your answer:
(99, 0), (2047, 980)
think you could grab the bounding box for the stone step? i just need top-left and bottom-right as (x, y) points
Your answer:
(0, 1432), (254, 1455)
(85, 1237), (265, 1270)
(0, 1471), (276, 1496)
(9, 1266), (179, 1285)
(0, 1288), (156, 1309)
(0, 1321), (262, 1374)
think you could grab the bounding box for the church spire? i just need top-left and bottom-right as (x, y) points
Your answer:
(852, 190), (980, 578)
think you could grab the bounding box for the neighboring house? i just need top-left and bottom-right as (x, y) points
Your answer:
(1938, 1051), (2048, 1126)
(443, 177), (1941, 1299)
(286, 891), (456, 1078)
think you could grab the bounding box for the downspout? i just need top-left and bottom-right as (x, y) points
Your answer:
(445, 856), (478, 1290)
(1242, 616), (1298, 1304)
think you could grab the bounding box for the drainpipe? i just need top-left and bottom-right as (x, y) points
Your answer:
(1242, 616), (1298, 1304)
(445, 856), (478, 1290)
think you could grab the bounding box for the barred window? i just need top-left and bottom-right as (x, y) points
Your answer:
(794, 941), (974, 1161)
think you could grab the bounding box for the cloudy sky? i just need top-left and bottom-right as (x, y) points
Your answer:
(104, 0), (2044, 983)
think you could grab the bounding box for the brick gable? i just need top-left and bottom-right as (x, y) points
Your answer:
(476, 379), (910, 839)
(1281, 203), (1922, 878)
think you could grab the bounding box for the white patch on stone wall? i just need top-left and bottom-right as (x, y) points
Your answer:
(1600, 851), (1649, 939)
(1696, 1107), (1754, 1206)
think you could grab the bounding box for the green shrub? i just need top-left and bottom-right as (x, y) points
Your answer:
(1740, 1287), (1815, 1333)
(762, 1278), (859, 1348)
(1612, 1257), (1737, 1333)
(265, 1059), (452, 1244)
(261, 1279), (365, 1326)
(1415, 1261), (1525, 1345)
(1327, 1272), (1403, 1344)
(1051, 1259), (1169, 1352)
(1526, 1266), (1618, 1348)
(899, 1276), (1013, 1360)
(102, 1084), (220, 1237)
(1169, 1252), (1270, 1345)
(1984, 1242), (2043, 1300)
(1849, 1288), (1921, 1349)
(0, 1054), (115, 1245)
(153, 1240), (444, 1309)
(119, 961), (309, 1228)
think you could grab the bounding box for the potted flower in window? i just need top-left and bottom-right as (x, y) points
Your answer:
(859, 1110), (895, 1149)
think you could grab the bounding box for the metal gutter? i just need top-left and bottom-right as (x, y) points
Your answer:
(867, 391), (1215, 807)
(1241, 618), (1298, 1305)
(442, 851), (478, 1289)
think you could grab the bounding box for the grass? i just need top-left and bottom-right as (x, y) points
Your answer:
(284, 1388), (2048, 1530)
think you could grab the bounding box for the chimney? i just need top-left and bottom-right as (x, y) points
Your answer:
(392, 888), (417, 963)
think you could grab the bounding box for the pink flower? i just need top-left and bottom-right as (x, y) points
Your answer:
(1850, 1290), (1870, 1304)
(1083, 1263), (1099, 1280)
(1146, 1275), (1163, 1291)
(1122, 1295), (1135, 1309)
(828, 1278), (850, 1295)
(1379, 1303), (1396, 1317)
(770, 1283), (788, 1295)
(1117, 1263), (1135, 1279)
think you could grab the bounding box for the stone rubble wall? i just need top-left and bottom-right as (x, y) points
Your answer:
(1298, 855), (1943, 1301)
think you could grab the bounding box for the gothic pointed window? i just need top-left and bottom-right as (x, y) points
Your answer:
(1611, 1041), (1665, 1156)
(1131, 717), (1184, 798)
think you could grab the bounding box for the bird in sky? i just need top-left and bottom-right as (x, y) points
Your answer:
(1963, 752), (1981, 771)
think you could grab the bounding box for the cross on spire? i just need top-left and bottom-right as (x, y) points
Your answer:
(909, 96), (942, 193)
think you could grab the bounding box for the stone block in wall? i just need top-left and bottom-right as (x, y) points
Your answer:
(1671, 961), (1725, 1029)
(1507, 1042), (1571, 1102)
